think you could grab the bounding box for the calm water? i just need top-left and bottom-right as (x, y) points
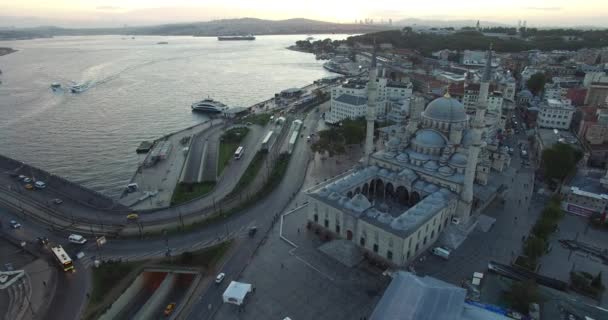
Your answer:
(0, 35), (341, 197)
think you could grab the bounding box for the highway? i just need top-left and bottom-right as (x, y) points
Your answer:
(0, 102), (323, 319)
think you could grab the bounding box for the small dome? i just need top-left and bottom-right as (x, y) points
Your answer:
(423, 160), (439, 171)
(413, 129), (446, 148)
(396, 153), (409, 163)
(449, 153), (468, 167)
(424, 184), (439, 193)
(348, 193), (372, 212)
(423, 96), (468, 122)
(387, 137), (400, 147)
(438, 166), (454, 176)
(383, 152), (396, 159)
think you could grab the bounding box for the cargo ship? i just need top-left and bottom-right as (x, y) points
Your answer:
(217, 35), (256, 41)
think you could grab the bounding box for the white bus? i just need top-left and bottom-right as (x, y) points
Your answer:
(51, 245), (75, 272)
(234, 146), (244, 160)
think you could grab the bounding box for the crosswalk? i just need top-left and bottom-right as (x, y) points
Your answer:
(78, 225), (251, 268)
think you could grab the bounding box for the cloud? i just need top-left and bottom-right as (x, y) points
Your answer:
(96, 6), (121, 10)
(524, 6), (562, 11)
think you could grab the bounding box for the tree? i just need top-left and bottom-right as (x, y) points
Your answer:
(504, 280), (539, 314)
(592, 271), (604, 289)
(532, 217), (556, 240)
(524, 237), (546, 261)
(541, 143), (582, 182)
(526, 72), (546, 96)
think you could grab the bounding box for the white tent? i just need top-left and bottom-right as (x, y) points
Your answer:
(222, 281), (252, 306)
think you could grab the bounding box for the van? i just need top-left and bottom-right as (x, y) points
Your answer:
(432, 247), (451, 260)
(68, 234), (87, 244)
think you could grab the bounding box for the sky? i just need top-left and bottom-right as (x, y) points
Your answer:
(0, 0), (607, 28)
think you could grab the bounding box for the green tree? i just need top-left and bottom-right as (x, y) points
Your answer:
(524, 237), (546, 261)
(504, 280), (540, 314)
(541, 143), (581, 182)
(526, 72), (546, 96)
(592, 271), (604, 289)
(532, 217), (556, 240)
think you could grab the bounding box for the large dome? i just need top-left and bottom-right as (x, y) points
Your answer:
(413, 129), (446, 148)
(423, 96), (468, 122)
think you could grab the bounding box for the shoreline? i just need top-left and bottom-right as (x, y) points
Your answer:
(0, 47), (17, 56)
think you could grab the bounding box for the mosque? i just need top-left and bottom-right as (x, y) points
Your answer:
(305, 48), (511, 267)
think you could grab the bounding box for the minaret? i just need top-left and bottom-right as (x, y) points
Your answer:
(458, 47), (491, 222)
(364, 45), (379, 164)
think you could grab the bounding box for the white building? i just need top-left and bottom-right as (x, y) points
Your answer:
(327, 77), (413, 124)
(544, 82), (566, 101)
(537, 99), (575, 129)
(325, 94), (368, 123)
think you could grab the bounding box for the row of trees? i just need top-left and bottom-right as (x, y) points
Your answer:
(506, 196), (564, 314)
(346, 28), (608, 56)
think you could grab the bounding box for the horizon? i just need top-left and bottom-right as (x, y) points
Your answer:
(1, 0), (607, 29)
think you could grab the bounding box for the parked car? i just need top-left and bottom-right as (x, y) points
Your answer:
(52, 198), (63, 205)
(164, 302), (176, 316)
(126, 213), (139, 221)
(215, 273), (226, 284)
(17, 175), (26, 180)
(34, 181), (46, 189)
(9, 220), (22, 229)
(24, 184), (34, 190)
(23, 177), (32, 183)
(68, 234), (87, 244)
(248, 226), (257, 237)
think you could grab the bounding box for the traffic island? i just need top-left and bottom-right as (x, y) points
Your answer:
(171, 181), (217, 205)
(218, 127), (250, 176)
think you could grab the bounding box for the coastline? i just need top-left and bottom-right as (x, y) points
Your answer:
(0, 47), (17, 56)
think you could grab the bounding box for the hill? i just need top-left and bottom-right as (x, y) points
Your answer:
(0, 18), (390, 40)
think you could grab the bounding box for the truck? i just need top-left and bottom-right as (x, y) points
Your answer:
(432, 247), (451, 260)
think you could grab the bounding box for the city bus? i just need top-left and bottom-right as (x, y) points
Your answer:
(234, 146), (244, 160)
(51, 245), (75, 272)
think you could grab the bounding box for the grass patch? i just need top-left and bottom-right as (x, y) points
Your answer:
(238, 113), (271, 126)
(218, 127), (249, 175)
(230, 151), (266, 196)
(145, 153), (292, 237)
(171, 181), (216, 205)
(90, 260), (142, 305)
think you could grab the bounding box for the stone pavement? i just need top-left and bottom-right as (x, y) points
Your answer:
(414, 164), (542, 286)
(213, 204), (388, 320)
(539, 213), (608, 308)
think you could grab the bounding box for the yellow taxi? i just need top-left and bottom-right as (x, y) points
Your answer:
(24, 184), (34, 190)
(126, 213), (139, 221)
(164, 302), (176, 316)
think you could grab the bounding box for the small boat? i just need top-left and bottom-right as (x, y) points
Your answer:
(70, 84), (88, 93)
(157, 41), (169, 45)
(50, 83), (62, 89)
(191, 98), (230, 113)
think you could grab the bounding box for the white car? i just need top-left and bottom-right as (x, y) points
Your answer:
(9, 220), (22, 229)
(215, 273), (226, 284)
(22, 177), (32, 183)
(34, 181), (46, 189)
(68, 234), (87, 244)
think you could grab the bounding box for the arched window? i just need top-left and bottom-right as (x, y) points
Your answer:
(313, 214), (318, 222)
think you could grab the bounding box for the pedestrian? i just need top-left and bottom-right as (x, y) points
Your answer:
(281, 263), (284, 269)
(297, 228), (300, 234)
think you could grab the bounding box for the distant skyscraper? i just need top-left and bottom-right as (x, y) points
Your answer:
(389, 19), (393, 26)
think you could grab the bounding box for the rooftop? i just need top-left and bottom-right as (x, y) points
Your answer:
(334, 94), (368, 106)
(568, 169), (608, 199)
(536, 128), (581, 150)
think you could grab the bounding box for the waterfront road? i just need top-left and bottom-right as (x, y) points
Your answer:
(0, 120), (267, 228)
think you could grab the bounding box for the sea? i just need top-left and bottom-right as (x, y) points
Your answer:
(0, 34), (346, 198)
